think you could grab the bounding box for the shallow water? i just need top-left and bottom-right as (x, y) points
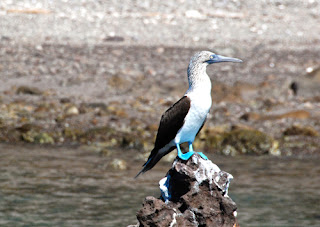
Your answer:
(0, 144), (319, 227)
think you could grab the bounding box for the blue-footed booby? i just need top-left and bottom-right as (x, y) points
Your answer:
(136, 51), (242, 177)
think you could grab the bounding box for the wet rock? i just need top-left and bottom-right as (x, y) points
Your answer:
(16, 86), (43, 95)
(283, 125), (319, 137)
(269, 140), (281, 156)
(122, 133), (144, 149)
(221, 145), (238, 156)
(134, 154), (238, 227)
(15, 123), (56, 144)
(16, 123), (42, 133)
(220, 128), (279, 155)
(22, 131), (54, 144)
(195, 126), (278, 156)
(80, 126), (115, 142)
(63, 127), (82, 141)
(111, 159), (127, 170)
(194, 126), (228, 151)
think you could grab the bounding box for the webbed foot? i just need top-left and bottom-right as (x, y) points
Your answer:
(197, 152), (208, 160)
(176, 143), (195, 160)
(178, 151), (195, 160)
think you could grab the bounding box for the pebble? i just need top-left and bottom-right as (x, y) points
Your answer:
(65, 106), (79, 116)
(111, 159), (127, 170)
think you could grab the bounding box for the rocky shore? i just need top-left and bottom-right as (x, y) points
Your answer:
(0, 0), (320, 160)
(0, 51), (319, 159)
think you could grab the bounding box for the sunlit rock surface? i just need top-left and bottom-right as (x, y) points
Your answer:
(132, 154), (239, 227)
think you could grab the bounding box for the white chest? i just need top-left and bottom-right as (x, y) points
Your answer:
(174, 93), (212, 144)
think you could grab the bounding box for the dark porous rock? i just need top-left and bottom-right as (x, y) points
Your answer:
(103, 35), (125, 42)
(283, 125), (319, 137)
(134, 154), (239, 227)
(240, 110), (311, 122)
(16, 86), (43, 95)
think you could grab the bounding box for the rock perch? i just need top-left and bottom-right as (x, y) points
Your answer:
(131, 154), (239, 227)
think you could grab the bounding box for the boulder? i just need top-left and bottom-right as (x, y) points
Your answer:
(133, 154), (239, 227)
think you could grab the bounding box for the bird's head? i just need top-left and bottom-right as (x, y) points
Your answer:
(187, 51), (242, 90)
(191, 51), (243, 66)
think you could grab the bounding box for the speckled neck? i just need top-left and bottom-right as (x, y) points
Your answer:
(186, 61), (212, 94)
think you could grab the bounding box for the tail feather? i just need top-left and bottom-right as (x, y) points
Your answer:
(135, 147), (175, 178)
(135, 149), (161, 178)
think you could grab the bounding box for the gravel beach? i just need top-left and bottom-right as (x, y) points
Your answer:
(0, 0), (320, 156)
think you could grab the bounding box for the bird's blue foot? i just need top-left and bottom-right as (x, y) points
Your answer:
(176, 143), (208, 160)
(176, 143), (194, 160)
(189, 142), (208, 160)
(178, 151), (195, 160)
(197, 152), (208, 160)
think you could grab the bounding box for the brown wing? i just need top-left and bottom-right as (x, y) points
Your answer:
(154, 96), (191, 149)
(135, 96), (191, 178)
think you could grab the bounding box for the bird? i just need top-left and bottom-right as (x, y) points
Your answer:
(136, 51), (242, 178)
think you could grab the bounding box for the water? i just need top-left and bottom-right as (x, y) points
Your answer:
(0, 144), (319, 226)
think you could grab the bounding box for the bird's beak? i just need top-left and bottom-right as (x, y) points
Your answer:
(207, 55), (243, 64)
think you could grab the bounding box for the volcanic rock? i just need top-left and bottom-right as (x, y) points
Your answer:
(16, 86), (43, 95)
(283, 125), (319, 137)
(240, 110), (311, 121)
(133, 154), (239, 227)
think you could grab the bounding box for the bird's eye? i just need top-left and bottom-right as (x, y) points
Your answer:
(210, 55), (214, 59)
